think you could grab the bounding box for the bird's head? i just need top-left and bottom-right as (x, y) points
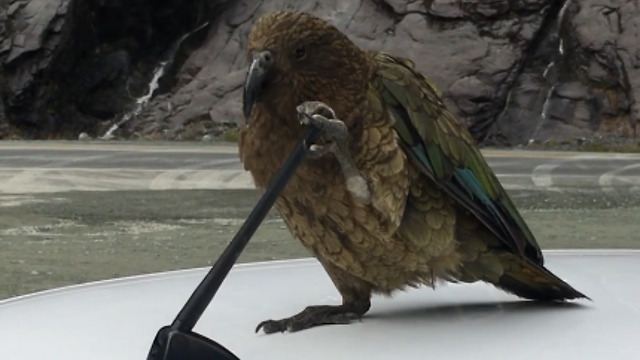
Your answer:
(243, 12), (371, 123)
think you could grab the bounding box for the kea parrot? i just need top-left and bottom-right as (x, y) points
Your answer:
(239, 11), (587, 334)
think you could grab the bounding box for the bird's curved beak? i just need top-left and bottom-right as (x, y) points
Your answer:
(243, 51), (274, 121)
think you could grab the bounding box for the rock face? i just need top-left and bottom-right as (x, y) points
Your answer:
(488, 0), (640, 145)
(1, 0), (639, 146)
(0, 0), (218, 138)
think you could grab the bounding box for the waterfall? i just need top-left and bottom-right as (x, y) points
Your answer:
(100, 21), (210, 140)
(101, 62), (167, 140)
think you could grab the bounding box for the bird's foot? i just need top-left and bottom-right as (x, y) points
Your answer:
(255, 304), (364, 334)
(296, 101), (347, 157)
(296, 101), (371, 204)
(296, 101), (338, 126)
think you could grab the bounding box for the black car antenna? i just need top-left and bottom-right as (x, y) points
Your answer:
(147, 121), (321, 360)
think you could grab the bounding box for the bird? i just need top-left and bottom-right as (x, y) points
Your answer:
(239, 11), (587, 334)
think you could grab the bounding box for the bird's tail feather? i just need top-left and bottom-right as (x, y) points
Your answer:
(494, 254), (589, 301)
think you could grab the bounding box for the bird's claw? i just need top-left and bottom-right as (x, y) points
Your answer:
(296, 101), (372, 204)
(255, 305), (361, 334)
(297, 101), (343, 158)
(306, 143), (330, 158)
(296, 101), (337, 125)
(297, 103), (348, 145)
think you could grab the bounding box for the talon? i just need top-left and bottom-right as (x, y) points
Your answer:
(308, 143), (334, 158)
(256, 303), (369, 334)
(309, 144), (324, 153)
(256, 320), (287, 334)
(303, 142), (328, 158)
(298, 111), (313, 125)
(297, 101), (336, 120)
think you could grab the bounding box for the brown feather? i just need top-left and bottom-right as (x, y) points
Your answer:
(240, 11), (586, 308)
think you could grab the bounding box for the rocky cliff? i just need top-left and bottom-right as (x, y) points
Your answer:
(0, 0), (638, 146)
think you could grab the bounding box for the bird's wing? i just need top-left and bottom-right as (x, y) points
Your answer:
(372, 52), (543, 264)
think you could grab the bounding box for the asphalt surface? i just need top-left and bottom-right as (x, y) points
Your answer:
(1, 141), (640, 193)
(1, 141), (639, 300)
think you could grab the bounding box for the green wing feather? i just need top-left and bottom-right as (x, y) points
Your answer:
(372, 52), (544, 265)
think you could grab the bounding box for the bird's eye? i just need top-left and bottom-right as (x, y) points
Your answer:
(293, 45), (306, 60)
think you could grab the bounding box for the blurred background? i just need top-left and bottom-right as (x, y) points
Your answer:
(0, 0), (638, 149)
(1, 0), (639, 301)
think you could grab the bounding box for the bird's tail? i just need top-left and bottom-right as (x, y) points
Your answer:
(494, 254), (589, 301)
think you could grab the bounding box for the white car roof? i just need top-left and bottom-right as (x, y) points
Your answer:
(1, 250), (638, 360)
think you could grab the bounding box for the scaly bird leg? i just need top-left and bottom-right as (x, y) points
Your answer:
(296, 101), (371, 204)
(256, 260), (372, 334)
(255, 302), (369, 334)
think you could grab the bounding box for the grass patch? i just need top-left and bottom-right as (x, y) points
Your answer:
(220, 128), (239, 142)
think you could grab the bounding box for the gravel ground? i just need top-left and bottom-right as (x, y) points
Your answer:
(1, 188), (639, 300)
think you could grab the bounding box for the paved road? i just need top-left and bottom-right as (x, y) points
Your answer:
(1, 141), (640, 194)
(2, 141), (639, 300)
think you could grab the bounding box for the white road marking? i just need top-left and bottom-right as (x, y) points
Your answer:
(0, 168), (593, 194)
(3, 144), (640, 194)
(598, 163), (640, 195)
(531, 163), (561, 188)
(4, 152), (118, 194)
(0, 142), (240, 154)
(148, 159), (244, 190)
